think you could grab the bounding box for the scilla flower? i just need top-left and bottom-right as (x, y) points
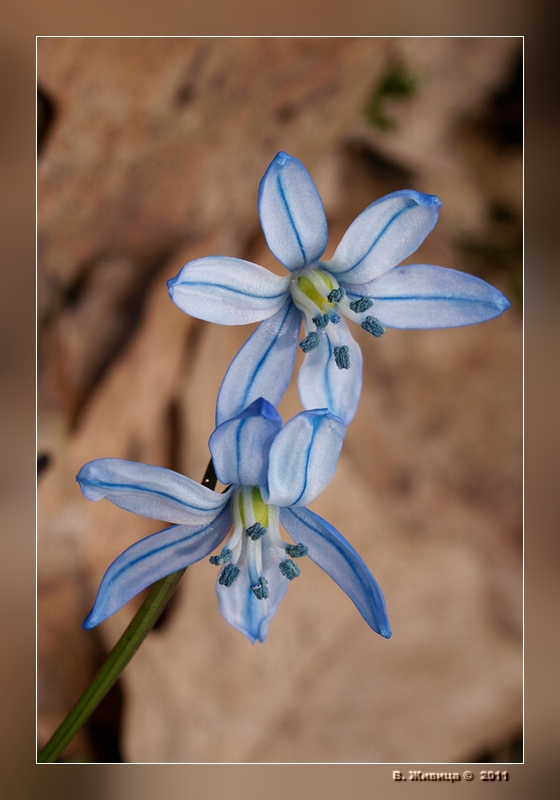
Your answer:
(77, 398), (390, 643)
(168, 152), (510, 425)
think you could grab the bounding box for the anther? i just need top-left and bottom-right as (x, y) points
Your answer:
(219, 563), (240, 587)
(251, 576), (270, 600)
(299, 332), (320, 353)
(285, 543), (308, 558)
(209, 548), (232, 566)
(327, 287), (345, 303)
(349, 296), (373, 313)
(327, 311), (340, 325)
(279, 559), (300, 580)
(246, 522), (266, 540)
(312, 314), (328, 329)
(334, 345), (350, 369)
(361, 316), (386, 337)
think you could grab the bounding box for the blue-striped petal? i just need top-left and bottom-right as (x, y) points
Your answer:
(258, 151), (328, 271)
(267, 409), (345, 508)
(77, 459), (232, 524)
(83, 503), (233, 629)
(325, 190), (441, 285)
(348, 264), (511, 328)
(215, 535), (288, 643)
(297, 317), (363, 426)
(216, 298), (301, 426)
(167, 256), (290, 324)
(209, 398), (282, 489)
(280, 507), (391, 638)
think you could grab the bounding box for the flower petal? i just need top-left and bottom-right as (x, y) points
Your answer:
(167, 256), (290, 324)
(267, 409), (345, 508)
(325, 189), (441, 284)
(77, 459), (231, 524)
(280, 507), (391, 638)
(258, 151), (328, 271)
(216, 298), (301, 426)
(297, 317), (363, 426)
(349, 264), (511, 328)
(209, 398), (282, 489)
(83, 503), (233, 628)
(215, 535), (288, 643)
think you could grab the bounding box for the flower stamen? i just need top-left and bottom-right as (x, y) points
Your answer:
(219, 563), (240, 587)
(209, 549), (232, 566)
(327, 287), (345, 303)
(334, 345), (350, 369)
(279, 559), (300, 580)
(361, 316), (386, 337)
(349, 296), (373, 313)
(246, 522), (266, 540)
(285, 543), (308, 558)
(312, 314), (328, 329)
(299, 331), (320, 353)
(251, 576), (270, 600)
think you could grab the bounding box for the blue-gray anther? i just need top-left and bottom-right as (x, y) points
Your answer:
(327, 310), (341, 324)
(334, 345), (350, 369)
(285, 543), (308, 558)
(251, 576), (270, 600)
(327, 287), (345, 303)
(279, 559), (300, 580)
(299, 332), (320, 353)
(349, 296), (373, 313)
(361, 316), (386, 337)
(246, 522), (266, 540)
(209, 548), (232, 566)
(312, 314), (328, 329)
(219, 563), (240, 587)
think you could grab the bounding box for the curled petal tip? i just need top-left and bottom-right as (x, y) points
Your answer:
(82, 610), (97, 630)
(423, 193), (441, 210)
(234, 397), (282, 423)
(497, 292), (511, 312)
(380, 622), (392, 639)
(273, 150), (292, 165)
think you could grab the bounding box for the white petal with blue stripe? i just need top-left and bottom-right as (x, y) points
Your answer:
(258, 151), (328, 271)
(168, 256), (290, 324)
(280, 507), (391, 638)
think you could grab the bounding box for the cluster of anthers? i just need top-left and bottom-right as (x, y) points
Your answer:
(292, 266), (385, 370)
(209, 487), (308, 598)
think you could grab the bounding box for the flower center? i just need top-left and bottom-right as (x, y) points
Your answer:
(209, 487), (309, 598)
(290, 265), (342, 323)
(289, 264), (386, 370)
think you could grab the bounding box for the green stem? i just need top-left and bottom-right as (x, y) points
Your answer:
(38, 458), (218, 763)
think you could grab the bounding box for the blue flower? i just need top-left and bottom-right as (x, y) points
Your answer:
(168, 151), (511, 425)
(77, 399), (390, 643)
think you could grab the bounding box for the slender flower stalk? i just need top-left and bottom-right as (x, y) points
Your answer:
(37, 462), (218, 762)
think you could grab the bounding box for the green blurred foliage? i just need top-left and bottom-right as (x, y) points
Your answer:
(365, 60), (418, 131)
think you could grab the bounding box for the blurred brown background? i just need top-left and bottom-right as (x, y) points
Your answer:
(37, 37), (522, 764)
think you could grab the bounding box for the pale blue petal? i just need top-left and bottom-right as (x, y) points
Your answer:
(215, 535), (288, 643)
(325, 189), (441, 285)
(267, 409), (345, 508)
(280, 507), (391, 638)
(83, 503), (233, 629)
(348, 264), (511, 328)
(297, 317), (363, 426)
(167, 256), (290, 324)
(77, 459), (232, 524)
(209, 398), (282, 489)
(216, 298), (301, 426)
(258, 151), (328, 271)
